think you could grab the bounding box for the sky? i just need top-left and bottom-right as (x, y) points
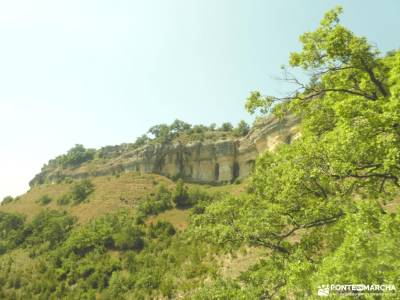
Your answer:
(0, 0), (399, 199)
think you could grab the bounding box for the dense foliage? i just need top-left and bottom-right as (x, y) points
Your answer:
(47, 144), (96, 169)
(0, 210), (75, 257)
(173, 179), (190, 208)
(0, 212), (26, 254)
(0, 188), (218, 299)
(146, 119), (249, 144)
(136, 183), (173, 217)
(192, 6), (400, 298)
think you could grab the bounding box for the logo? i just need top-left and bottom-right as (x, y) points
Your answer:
(317, 285), (330, 297)
(317, 284), (396, 297)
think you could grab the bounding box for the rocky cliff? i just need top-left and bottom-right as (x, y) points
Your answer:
(30, 114), (300, 186)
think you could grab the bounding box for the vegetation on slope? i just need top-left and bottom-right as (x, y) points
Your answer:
(0, 179), (230, 299)
(192, 6), (400, 298)
(1, 173), (175, 223)
(1, 6), (399, 299)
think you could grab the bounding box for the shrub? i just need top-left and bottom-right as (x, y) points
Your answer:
(1, 196), (14, 205)
(171, 173), (183, 181)
(189, 188), (216, 215)
(108, 271), (131, 298)
(36, 195), (52, 206)
(63, 177), (73, 184)
(48, 144), (95, 169)
(172, 179), (190, 208)
(70, 179), (95, 204)
(187, 187), (213, 205)
(147, 221), (176, 239)
(0, 212), (26, 252)
(137, 184), (173, 216)
(113, 225), (144, 251)
(25, 210), (76, 250)
(57, 194), (71, 206)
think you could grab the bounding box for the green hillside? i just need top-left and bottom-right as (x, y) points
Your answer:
(0, 172), (253, 299)
(1, 7), (400, 299)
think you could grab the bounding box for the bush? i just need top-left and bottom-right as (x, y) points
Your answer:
(108, 271), (131, 298)
(1, 196), (14, 205)
(36, 195), (52, 206)
(57, 194), (71, 206)
(70, 179), (95, 204)
(137, 184), (173, 216)
(189, 187), (216, 215)
(173, 179), (190, 208)
(63, 177), (73, 184)
(48, 144), (95, 169)
(134, 134), (150, 148)
(25, 210), (76, 250)
(147, 221), (176, 239)
(0, 212), (26, 252)
(113, 225), (144, 251)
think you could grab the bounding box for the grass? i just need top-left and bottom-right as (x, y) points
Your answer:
(0, 183), (71, 221)
(0, 173), (174, 223)
(146, 208), (190, 231)
(187, 178), (248, 197)
(0, 172), (244, 224)
(220, 247), (268, 279)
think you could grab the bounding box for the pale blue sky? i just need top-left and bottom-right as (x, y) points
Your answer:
(0, 0), (399, 199)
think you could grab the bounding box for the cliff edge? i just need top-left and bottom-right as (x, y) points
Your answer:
(30, 114), (300, 186)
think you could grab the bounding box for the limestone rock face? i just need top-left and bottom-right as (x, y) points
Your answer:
(30, 114), (300, 186)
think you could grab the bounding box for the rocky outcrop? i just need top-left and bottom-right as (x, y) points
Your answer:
(30, 114), (300, 186)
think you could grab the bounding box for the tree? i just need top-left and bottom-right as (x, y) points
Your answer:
(193, 7), (400, 298)
(191, 124), (208, 134)
(219, 122), (233, 132)
(172, 179), (190, 208)
(134, 134), (150, 148)
(137, 184), (173, 216)
(25, 210), (75, 250)
(113, 225), (144, 251)
(148, 124), (171, 141)
(0, 212), (26, 253)
(70, 179), (95, 204)
(49, 144), (95, 169)
(233, 120), (250, 137)
(169, 119), (191, 134)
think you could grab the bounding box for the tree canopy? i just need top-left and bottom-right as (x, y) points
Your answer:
(193, 6), (400, 297)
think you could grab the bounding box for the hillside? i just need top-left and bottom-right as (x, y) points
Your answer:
(0, 166), (255, 299)
(1, 173), (173, 223)
(0, 172), (247, 224)
(1, 7), (399, 299)
(0, 114), (284, 299)
(1, 113), (290, 223)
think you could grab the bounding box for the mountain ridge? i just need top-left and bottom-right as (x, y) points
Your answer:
(30, 114), (300, 187)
